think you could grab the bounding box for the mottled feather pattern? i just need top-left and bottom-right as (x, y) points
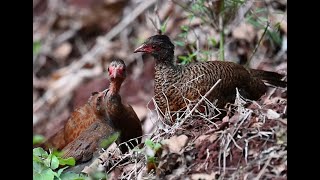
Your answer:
(154, 60), (267, 115)
(62, 120), (115, 162)
(44, 92), (106, 150)
(134, 34), (286, 123)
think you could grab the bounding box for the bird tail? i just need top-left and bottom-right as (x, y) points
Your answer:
(249, 69), (287, 88)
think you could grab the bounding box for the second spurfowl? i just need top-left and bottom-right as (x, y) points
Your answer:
(44, 59), (142, 156)
(44, 91), (109, 150)
(134, 35), (286, 120)
(61, 59), (143, 163)
(104, 59), (143, 153)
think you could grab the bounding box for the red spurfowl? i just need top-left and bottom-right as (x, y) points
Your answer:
(104, 59), (143, 153)
(134, 34), (286, 121)
(44, 91), (109, 150)
(61, 59), (142, 162)
(44, 59), (142, 161)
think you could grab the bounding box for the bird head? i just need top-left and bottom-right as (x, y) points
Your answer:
(87, 91), (108, 114)
(134, 35), (174, 60)
(108, 59), (126, 81)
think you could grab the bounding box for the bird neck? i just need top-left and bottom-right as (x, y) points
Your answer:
(154, 49), (177, 68)
(105, 93), (124, 130)
(108, 80), (123, 95)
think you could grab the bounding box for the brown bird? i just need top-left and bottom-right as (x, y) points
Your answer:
(57, 59), (142, 163)
(61, 59), (142, 162)
(134, 34), (286, 121)
(61, 117), (116, 163)
(104, 59), (143, 153)
(43, 91), (109, 150)
(44, 59), (142, 153)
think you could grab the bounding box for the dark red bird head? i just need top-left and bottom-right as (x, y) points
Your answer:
(108, 59), (126, 81)
(87, 90), (109, 114)
(134, 35), (174, 61)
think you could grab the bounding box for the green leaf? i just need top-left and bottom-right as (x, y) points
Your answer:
(180, 25), (189, 32)
(191, 0), (206, 13)
(274, 22), (281, 31)
(91, 171), (107, 180)
(255, 8), (267, 13)
(33, 161), (46, 174)
(33, 153), (43, 163)
(246, 18), (263, 29)
(258, 17), (268, 22)
(189, 52), (197, 58)
(188, 14), (195, 21)
(147, 156), (156, 163)
(178, 56), (188, 62)
(33, 135), (45, 145)
(50, 155), (60, 170)
(145, 139), (154, 149)
(33, 147), (48, 158)
(173, 41), (185, 47)
(58, 157), (76, 166)
(100, 132), (120, 149)
(33, 167), (55, 180)
(44, 154), (59, 170)
(160, 17), (170, 34)
(52, 150), (64, 158)
(153, 143), (162, 152)
(60, 172), (87, 180)
(209, 37), (217, 47)
(57, 166), (69, 177)
(33, 41), (41, 55)
(267, 30), (282, 45)
(178, 32), (188, 39)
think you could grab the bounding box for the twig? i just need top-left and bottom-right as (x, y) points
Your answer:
(103, 0), (157, 41)
(227, 133), (243, 151)
(246, 21), (270, 67)
(55, 0), (157, 76)
(179, 79), (221, 125)
(254, 156), (272, 180)
(227, 0), (254, 30)
(33, 0), (156, 115)
(219, 3), (225, 61)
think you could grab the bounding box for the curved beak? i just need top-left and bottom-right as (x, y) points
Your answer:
(134, 43), (151, 53)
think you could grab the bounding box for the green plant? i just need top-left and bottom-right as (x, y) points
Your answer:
(244, 7), (283, 67)
(100, 132), (120, 149)
(32, 132), (120, 180)
(33, 134), (45, 145)
(33, 147), (86, 180)
(160, 17), (170, 35)
(145, 139), (161, 154)
(144, 138), (162, 172)
(33, 40), (41, 56)
(173, 0), (245, 61)
(246, 8), (282, 45)
(178, 52), (197, 64)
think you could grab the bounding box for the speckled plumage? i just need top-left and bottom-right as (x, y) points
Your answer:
(44, 91), (109, 150)
(61, 119), (115, 162)
(134, 35), (286, 119)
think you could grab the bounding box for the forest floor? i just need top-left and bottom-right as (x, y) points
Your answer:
(33, 0), (287, 179)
